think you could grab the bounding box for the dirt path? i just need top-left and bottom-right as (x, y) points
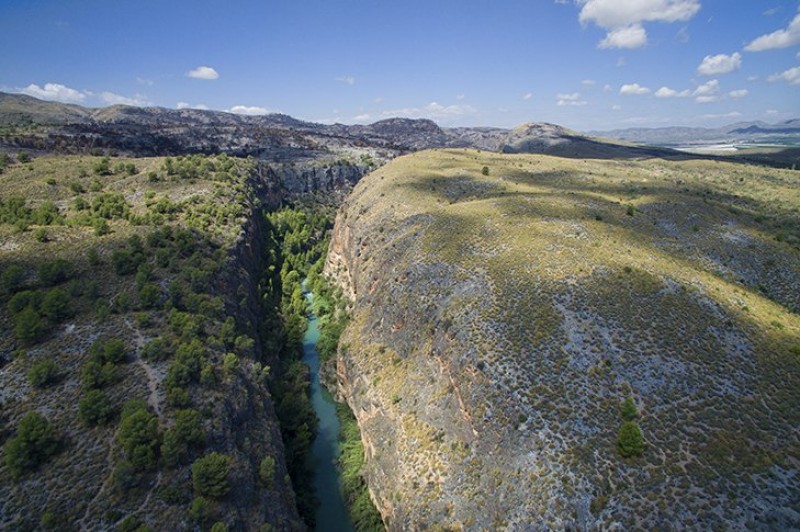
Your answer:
(123, 318), (161, 418)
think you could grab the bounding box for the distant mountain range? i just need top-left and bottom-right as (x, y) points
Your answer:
(1, 92), (797, 165)
(591, 120), (800, 148)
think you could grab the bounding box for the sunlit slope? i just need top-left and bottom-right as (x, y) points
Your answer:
(327, 149), (800, 530)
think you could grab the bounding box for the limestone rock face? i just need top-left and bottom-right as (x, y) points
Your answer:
(325, 149), (800, 530)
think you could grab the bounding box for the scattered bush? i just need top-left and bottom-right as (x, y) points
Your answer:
(118, 402), (160, 470)
(14, 307), (44, 344)
(258, 456), (276, 487)
(37, 259), (72, 286)
(27, 358), (62, 388)
(4, 412), (60, 478)
(161, 409), (205, 467)
(79, 389), (116, 426)
(617, 421), (645, 458)
(1, 265), (26, 294)
(41, 287), (72, 323)
(621, 397), (638, 422)
(191, 452), (231, 498)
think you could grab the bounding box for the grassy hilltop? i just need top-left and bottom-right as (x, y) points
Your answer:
(326, 148), (800, 529)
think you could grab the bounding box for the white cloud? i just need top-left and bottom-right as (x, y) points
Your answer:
(599, 24), (647, 49)
(522, 92), (533, 100)
(19, 82), (86, 103)
(556, 92), (588, 106)
(177, 102), (208, 110)
(766, 109), (779, 115)
(380, 102), (477, 123)
(693, 79), (720, 102)
(581, 79), (596, 86)
(747, 75), (759, 81)
(701, 111), (742, 119)
(99, 92), (150, 107)
(373, 97), (384, 103)
(336, 76), (356, 85)
(578, 0), (701, 49)
(456, 94), (466, 100)
(616, 57), (627, 67)
(676, 25), (690, 43)
(655, 86), (690, 98)
(603, 84), (613, 92)
(619, 83), (651, 95)
(352, 113), (372, 122)
(768, 66), (800, 85)
(187, 66), (219, 80)
(745, 11), (800, 51)
(797, 51), (800, 60)
(728, 89), (749, 99)
(612, 104), (622, 110)
(697, 52), (742, 76)
(228, 105), (269, 115)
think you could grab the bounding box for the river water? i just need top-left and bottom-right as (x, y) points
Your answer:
(302, 289), (354, 531)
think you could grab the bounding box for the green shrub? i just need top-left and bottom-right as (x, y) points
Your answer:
(34, 228), (48, 242)
(81, 360), (119, 389)
(37, 259), (72, 286)
(188, 496), (211, 524)
(617, 421), (645, 458)
(142, 338), (171, 361)
(191, 452), (231, 498)
(258, 456), (276, 487)
(41, 287), (72, 323)
(161, 409), (204, 467)
(79, 389), (116, 426)
(89, 338), (127, 364)
(621, 397), (638, 422)
(118, 403), (160, 470)
(4, 412), (60, 478)
(28, 359), (62, 388)
(14, 307), (44, 344)
(210, 522), (228, 532)
(1, 265), (26, 294)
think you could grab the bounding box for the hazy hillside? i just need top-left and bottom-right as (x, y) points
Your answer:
(324, 149), (800, 529)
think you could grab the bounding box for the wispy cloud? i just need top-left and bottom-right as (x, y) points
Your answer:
(522, 92), (533, 100)
(177, 102), (209, 110)
(693, 79), (720, 103)
(728, 89), (749, 99)
(336, 75), (356, 85)
(768, 66), (800, 85)
(578, 0), (701, 49)
(379, 101), (476, 123)
(99, 92), (151, 107)
(697, 52), (741, 76)
(228, 105), (269, 115)
(556, 92), (587, 106)
(745, 9), (800, 51)
(19, 82), (86, 103)
(619, 83), (650, 95)
(136, 77), (155, 87)
(186, 66), (219, 80)
(655, 86), (691, 98)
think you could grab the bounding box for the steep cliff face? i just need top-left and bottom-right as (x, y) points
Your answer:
(325, 149), (800, 530)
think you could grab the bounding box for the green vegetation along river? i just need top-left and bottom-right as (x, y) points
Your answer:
(302, 288), (354, 531)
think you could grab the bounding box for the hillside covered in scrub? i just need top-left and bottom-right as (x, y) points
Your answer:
(0, 152), (320, 530)
(325, 149), (800, 529)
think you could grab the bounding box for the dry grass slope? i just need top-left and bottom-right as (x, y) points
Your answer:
(328, 149), (800, 530)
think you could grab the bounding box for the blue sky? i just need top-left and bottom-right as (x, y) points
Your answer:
(1, 0), (798, 130)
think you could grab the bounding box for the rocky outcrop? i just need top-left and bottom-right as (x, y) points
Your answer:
(325, 149), (800, 530)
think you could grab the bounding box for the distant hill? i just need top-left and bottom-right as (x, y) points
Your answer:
(592, 119), (800, 148)
(1, 92), (797, 169)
